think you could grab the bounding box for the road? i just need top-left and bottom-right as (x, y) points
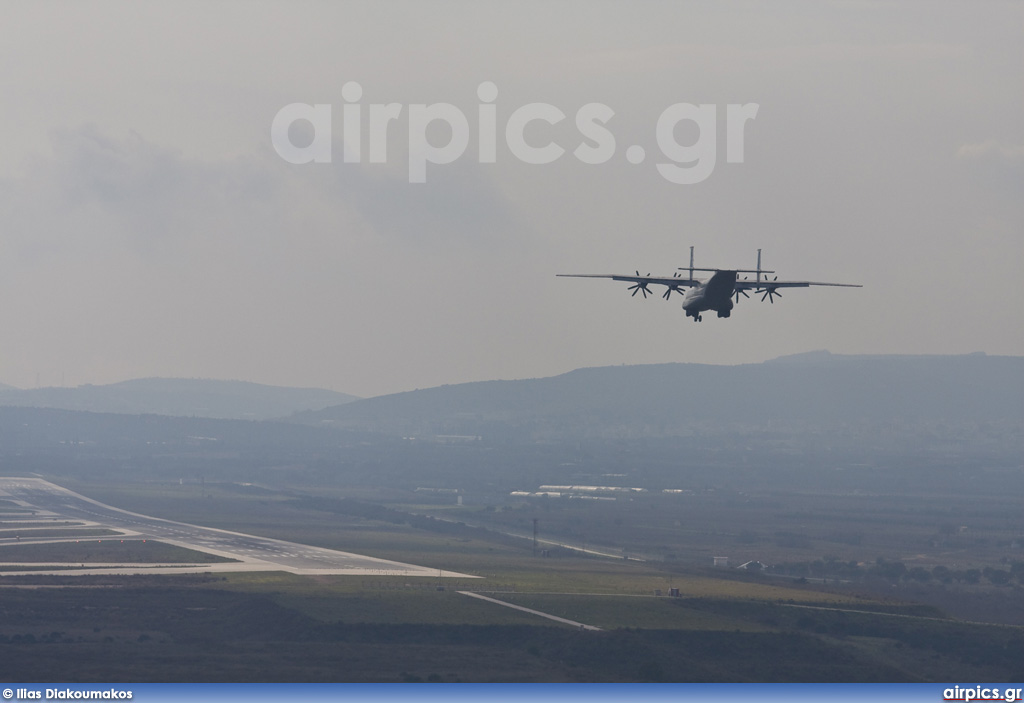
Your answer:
(0, 477), (473, 578)
(459, 591), (602, 631)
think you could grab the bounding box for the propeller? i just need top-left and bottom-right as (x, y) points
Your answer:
(733, 276), (750, 304)
(757, 276), (781, 303)
(628, 271), (652, 298)
(663, 272), (683, 300)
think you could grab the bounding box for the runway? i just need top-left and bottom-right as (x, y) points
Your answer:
(0, 477), (473, 578)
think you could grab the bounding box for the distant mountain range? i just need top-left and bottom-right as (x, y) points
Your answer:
(289, 352), (1024, 438)
(1, 353), (1020, 440)
(0, 378), (358, 420)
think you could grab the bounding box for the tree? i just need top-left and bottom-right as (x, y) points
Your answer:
(984, 567), (1011, 586)
(907, 566), (932, 582)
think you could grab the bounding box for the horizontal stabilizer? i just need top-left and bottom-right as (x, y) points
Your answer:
(678, 268), (777, 274)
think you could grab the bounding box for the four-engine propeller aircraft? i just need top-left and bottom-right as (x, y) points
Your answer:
(558, 247), (861, 321)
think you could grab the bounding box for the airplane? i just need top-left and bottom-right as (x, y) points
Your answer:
(558, 247), (861, 322)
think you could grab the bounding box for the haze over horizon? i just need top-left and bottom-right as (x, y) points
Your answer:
(1, 2), (1021, 398)
(0, 348), (1011, 399)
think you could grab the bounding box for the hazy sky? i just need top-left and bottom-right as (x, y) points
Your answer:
(1, 1), (1021, 397)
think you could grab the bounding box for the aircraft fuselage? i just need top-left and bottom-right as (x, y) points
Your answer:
(682, 270), (737, 321)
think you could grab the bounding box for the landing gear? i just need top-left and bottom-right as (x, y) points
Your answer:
(685, 309), (703, 322)
(717, 309), (730, 318)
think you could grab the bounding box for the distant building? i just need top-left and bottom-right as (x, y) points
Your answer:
(538, 485), (646, 494)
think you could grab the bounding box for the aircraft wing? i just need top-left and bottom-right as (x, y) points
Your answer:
(733, 277), (861, 303)
(557, 273), (701, 287)
(556, 272), (702, 300)
(734, 279), (862, 291)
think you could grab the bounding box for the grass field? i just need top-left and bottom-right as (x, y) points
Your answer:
(0, 540), (238, 564)
(2, 476), (1017, 682)
(0, 528), (120, 539)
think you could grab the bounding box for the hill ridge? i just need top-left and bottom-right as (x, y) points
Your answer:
(290, 352), (1023, 437)
(0, 377), (358, 421)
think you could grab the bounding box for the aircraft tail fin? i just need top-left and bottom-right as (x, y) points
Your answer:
(677, 246), (774, 279)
